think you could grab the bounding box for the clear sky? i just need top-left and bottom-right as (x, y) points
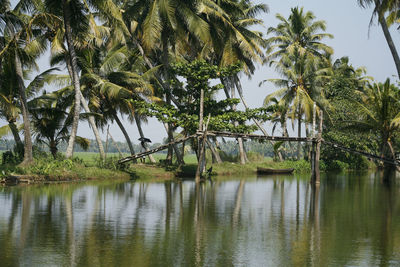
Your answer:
(6, 0), (400, 143)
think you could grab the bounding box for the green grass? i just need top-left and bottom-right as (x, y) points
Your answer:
(71, 152), (198, 165)
(0, 150), (311, 183)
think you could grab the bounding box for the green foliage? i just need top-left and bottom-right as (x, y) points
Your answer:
(133, 61), (273, 137)
(27, 158), (74, 176)
(246, 151), (265, 162)
(324, 160), (350, 171)
(95, 156), (126, 171)
(322, 57), (377, 170)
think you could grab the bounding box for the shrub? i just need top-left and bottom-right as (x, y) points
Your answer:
(246, 151), (264, 162)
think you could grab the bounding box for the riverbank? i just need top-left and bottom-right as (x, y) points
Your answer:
(0, 158), (131, 185)
(1, 155), (313, 185)
(129, 159), (311, 178)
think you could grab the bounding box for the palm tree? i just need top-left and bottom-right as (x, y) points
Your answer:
(43, 0), (126, 158)
(30, 90), (90, 158)
(351, 79), (400, 169)
(78, 43), (155, 157)
(0, 2), (55, 165)
(123, 0), (215, 164)
(0, 52), (23, 147)
(265, 7), (333, 63)
(264, 7), (333, 159)
(358, 0), (400, 78)
(199, 0), (268, 164)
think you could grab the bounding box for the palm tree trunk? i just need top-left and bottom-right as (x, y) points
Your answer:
(8, 120), (22, 146)
(162, 122), (184, 165)
(14, 53), (33, 166)
(161, 32), (174, 164)
(376, 2), (400, 78)
(63, 0), (81, 159)
(312, 102), (316, 138)
(134, 113), (156, 163)
(50, 139), (58, 159)
(112, 112), (135, 156)
(131, 37), (182, 107)
(64, 54), (105, 160)
(206, 138), (222, 164)
(297, 104), (302, 160)
(228, 79), (247, 164)
(234, 77), (270, 136)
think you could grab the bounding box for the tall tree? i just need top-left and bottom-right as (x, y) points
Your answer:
(78, 43), (155, 156)
(44, 0), (126, 158)
(358, 0), (400, 78)
(349, 79), (400, 170)
(264, 7), (333, 159)
(0, 1), (55, 165)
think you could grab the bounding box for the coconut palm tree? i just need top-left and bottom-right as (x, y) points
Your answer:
(123, 0), (216, 164)
(78, 43), (155, 157)
(265, 7), (333, 63)
(30, 89), (90, 158)
(264, 7), (333, 159)
(0, 1), (56, 165)
(0, 52), (23, 146)
(198, 0), (268, 164)
(350, 79), (400, 169)
(358, 0), (400, 78)
(43, 0), (126, 159)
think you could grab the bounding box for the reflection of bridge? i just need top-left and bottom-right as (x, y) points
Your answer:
(118, 131), (399, 182)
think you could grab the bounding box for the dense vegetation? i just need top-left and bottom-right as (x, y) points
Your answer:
(1, 0), (400, 179)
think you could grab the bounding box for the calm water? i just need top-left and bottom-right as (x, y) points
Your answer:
(0, 172), (400, 267)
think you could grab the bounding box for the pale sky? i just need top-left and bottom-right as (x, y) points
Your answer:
(5, 0), (400, 143)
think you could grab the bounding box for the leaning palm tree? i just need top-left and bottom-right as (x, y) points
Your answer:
(0, 2), (56, 165)
(358, 0), (400, 78)
(43, 0), (126, 158)
(78, 43), (156, 158)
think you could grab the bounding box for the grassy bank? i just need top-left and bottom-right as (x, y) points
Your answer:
(0, 157), (131, 184)
(177, 159), (310, 177)
(1, 150), (312, 184)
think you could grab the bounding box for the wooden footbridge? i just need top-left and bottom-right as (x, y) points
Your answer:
(118, 130), (400, 182)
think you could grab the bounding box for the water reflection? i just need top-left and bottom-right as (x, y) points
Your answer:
(0, 173), (399, 266)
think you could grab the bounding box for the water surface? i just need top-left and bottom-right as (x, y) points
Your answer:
(0, 172), (399, 266)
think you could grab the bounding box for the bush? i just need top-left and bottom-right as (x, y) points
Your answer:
(281, 159), (311, 173)
(27, 158), (74, 176)
(246, 151), (264, 162)
(324, 160), (349, 171)
(95, 156), (125, 171)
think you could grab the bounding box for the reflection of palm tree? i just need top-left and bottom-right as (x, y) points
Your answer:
(232, 180), (245, 226)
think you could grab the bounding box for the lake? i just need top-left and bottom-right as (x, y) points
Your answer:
(0, 172), (399, 266)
